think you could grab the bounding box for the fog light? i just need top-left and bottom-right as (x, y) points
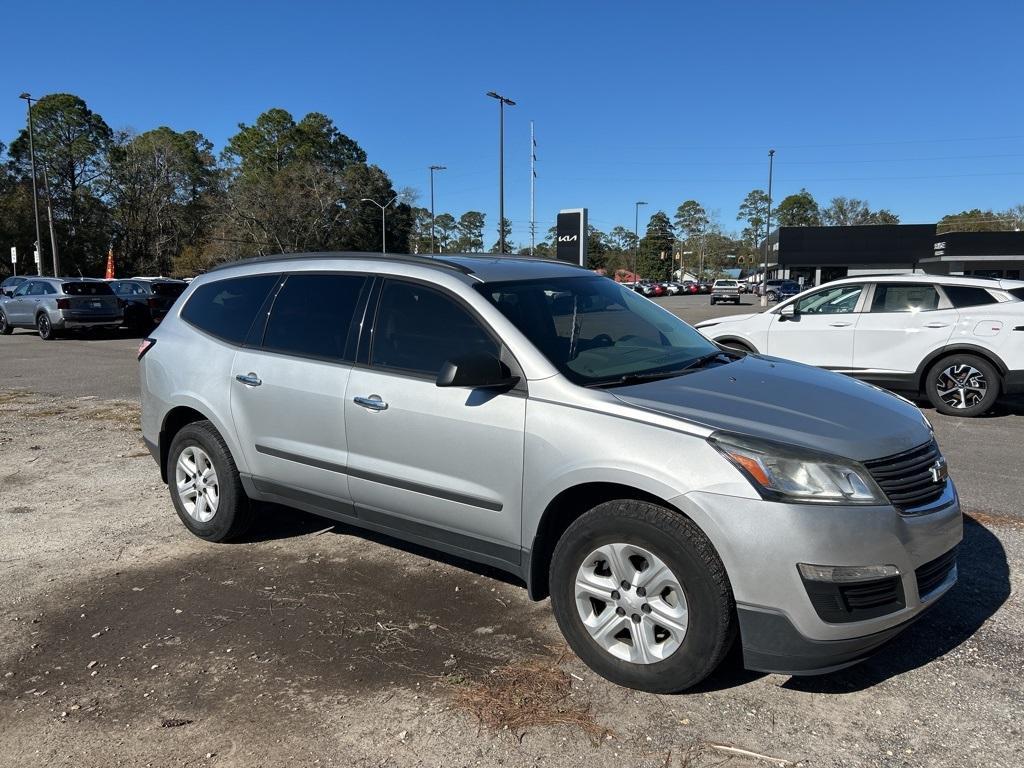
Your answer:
(798, 563), (900, 583)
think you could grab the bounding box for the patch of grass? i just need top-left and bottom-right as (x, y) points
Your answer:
(84, 402), (141, 429)
(0, 390), (34, 406)
(449, 658), (609, 743)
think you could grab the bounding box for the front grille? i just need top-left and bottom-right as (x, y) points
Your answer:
(803, 575), (906, 623)
(863, 440), (946, 511)
(915, 547), (958, 598)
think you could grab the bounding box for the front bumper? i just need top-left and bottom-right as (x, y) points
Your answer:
(674, 482), (962, 674)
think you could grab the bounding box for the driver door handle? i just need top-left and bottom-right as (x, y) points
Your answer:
(353, 395), (388, 412)
(234, 372), (262, 387)
(829, 321), (852, 327)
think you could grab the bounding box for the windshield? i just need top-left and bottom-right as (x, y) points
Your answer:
(63, 282), (114, 296)
(477, 275), (721, 386)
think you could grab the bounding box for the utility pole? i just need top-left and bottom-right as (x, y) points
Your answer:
(486, 91), (515, 254)
(428, 165), (445, 254)
(19, 93), (44, 276)
(530, 121), (536, 256)
(761, 149), (775, 307)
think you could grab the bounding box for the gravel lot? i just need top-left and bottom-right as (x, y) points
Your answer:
(1, 294), (1022, 767)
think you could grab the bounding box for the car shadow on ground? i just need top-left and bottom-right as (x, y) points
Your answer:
(5, 327), (147, 341)
(782, 516), (1010, 694)
(247, 502), (526, 589)
(239, 506), (1008, 696)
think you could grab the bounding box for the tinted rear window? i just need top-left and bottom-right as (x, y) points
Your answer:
(1009, 287), (1024, 301)
(943, 285), (998, 308)
(870, 283), (940, 313)
(63, 282), (114, 296)
(181, 274), (279, 344)
(262, 274), (366, 361)
(152, 283), (187, 298)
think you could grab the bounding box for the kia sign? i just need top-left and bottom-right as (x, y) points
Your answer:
(556, 208), (588, 267)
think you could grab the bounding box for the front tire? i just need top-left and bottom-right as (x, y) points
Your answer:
(925, 354), (1000, 417)
(0, 311), (12, 335)
(766, 291), (778, 302)
(167, 420), (254, 541)
(549, 500), (735, 693)
(709, 296), (716, 305)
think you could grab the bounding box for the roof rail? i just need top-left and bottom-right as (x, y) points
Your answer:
(207, 251), (476, 275)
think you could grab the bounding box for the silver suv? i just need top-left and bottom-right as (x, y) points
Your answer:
(139, 253), (962, 692)
(0, 277), (123, 339)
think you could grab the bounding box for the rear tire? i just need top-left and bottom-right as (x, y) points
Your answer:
(167, 420), (254, 541)
(766, 291), (778, 302)
(925, 354), (1000, 417)
(549, 500), (736, 693)
(0, 311), (12, 335)
(709, 297), (716, 305)
(37, 313), (57, 340)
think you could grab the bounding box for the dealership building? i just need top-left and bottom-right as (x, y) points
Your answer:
(767, 224), (1024, 285)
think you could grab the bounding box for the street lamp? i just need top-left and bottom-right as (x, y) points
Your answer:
(761, 149), (775, 307)
(633, 201), (647, 281)
(361, 196), (399, 254)
(486, 91), (515, 255)
(19, 92), (60, 276)
(428, 165), (446, 254)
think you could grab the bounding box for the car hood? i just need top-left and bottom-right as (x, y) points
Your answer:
(611, 354), (931, 462)
(694, 312), (761, 328)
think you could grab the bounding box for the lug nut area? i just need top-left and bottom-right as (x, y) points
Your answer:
(620, 580), (630, 590)
(611, 590), (620, 600)
(641, 604), (652, 614)
(631, 613), (641, 623)
(615, 606), (626, 616)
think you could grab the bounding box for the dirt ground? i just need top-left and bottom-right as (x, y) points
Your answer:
(1, 388), (1021, 768)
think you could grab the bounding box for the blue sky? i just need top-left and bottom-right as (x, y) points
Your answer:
(3, 0), (1022, 247)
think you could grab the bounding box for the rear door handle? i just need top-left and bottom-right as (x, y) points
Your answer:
(234, 372), (262, 387)
(353, 395), (388, 412)
(829, 321), (852, 327)
(923, 322), (950, 328)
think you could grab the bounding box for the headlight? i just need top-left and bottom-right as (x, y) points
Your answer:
(709, 432), (887, 505)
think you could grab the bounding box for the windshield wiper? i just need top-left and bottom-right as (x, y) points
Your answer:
(588, 351), (735, 389)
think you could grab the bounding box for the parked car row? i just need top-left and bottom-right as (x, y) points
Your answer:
(0, 275), (187, 339)
(697, 273), (1024, 417)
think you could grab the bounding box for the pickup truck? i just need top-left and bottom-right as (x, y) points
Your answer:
(710, 279), (741, 305)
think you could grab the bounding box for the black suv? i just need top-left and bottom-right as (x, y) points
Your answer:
(109, 278), (188, 332)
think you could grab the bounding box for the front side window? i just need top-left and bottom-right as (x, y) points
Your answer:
(262, 273), (366, 361)
(371, 281), (498, 376)
(180, 273), (279, 344)
(479, 275), (720, 386)
(13, 282), (32, 297)
(795, 284), (864, 315)
(870, 283), (940, 313)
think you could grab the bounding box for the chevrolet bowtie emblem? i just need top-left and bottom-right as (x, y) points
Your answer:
(929, 458), (949, 484)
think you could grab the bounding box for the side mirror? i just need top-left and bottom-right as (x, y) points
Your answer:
(436, 351), (520, 390)
(778, 303), (797, 320)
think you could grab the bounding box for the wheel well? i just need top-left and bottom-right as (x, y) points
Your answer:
(715, 336), (756, 353)
(527, 482), (676, 601)
(916, 346), (1008, 392)
(158, 406), (209, 482)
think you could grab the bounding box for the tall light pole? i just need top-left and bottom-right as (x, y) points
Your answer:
(361, 196), (399, 254)
(19, 93), (44, 275)
(633, 201), (647, 281)
(486, 91), (515, 255)
(428, 165), (445, 254)
(761, 149), (775, 307)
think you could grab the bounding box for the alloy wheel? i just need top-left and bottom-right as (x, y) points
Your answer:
(574, 543), (688, 664)
(175, 445), (220, 523)
(936, 364), (988, 410)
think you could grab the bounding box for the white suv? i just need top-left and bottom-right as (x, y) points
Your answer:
(695, 275), (1024, 417)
